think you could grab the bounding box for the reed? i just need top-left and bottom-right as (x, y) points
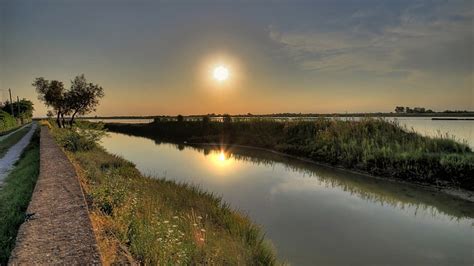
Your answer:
(106, 118), (474, 190)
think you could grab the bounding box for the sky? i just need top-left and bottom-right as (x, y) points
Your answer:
(1, 0), (473, 117)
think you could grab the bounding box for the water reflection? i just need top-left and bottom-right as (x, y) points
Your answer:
(101, 132), (474, 265)
(180, 144), (474, 220)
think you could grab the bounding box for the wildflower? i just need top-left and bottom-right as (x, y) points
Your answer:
(197, 216), (203, 219)
(199, 238), (205, 241)
(164, 220), (169, 224)
(193, 223), (198, 226)
(200, 229), (206, 232)
(173, 216), (179, 219)
(172, 225), (177, 228)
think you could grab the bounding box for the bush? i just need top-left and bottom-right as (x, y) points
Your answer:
(0, 111), (18, 132)
(54, 122), (107, 152)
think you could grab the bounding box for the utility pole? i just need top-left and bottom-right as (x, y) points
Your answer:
(8, 88), (14, 117)
(17, 96), (20, 116)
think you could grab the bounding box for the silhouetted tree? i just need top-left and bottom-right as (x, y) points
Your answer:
(64, 74), (104, 126)
(177, 115), (184, 122)
(394, 106), (405, 113)
(33, 78), (66, 127)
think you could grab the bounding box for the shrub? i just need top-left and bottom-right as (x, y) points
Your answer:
(0, 111), (18, 132)
(54, 123), (107, 152)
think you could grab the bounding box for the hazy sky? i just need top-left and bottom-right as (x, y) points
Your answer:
(1, 0), (473, 116)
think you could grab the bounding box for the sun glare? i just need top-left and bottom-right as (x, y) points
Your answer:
(208, 150), (233, 169)
(213, 66), (229, 81)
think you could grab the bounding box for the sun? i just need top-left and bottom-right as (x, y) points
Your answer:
(213, 65), (229, 81)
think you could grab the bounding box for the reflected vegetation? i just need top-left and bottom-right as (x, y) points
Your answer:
(152, 137), (474, 220)
(101, 132), (474, 265)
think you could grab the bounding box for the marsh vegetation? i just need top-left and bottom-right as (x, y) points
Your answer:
(47, 122), (277, 264)
(106, 118), (474, 191)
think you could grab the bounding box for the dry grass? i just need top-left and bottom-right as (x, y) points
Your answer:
(56, 127), (277, 265)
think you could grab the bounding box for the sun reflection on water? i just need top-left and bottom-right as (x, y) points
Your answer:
(209, 150), (233, 169)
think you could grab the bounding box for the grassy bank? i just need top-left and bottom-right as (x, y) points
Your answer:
(0, 111), (19, 134)
(48, 124), (277, 265)
(0, 128), (39, 264)
(0, 126), (31, 158)
(106, 118), (474, 191)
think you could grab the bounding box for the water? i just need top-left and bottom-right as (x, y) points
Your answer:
(84, 118), (154, 124)
(95, 117), (474, 148)
(101, 132), (474, 265)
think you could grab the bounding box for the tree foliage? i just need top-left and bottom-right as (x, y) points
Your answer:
(2, 99), (34, 122)
(33, 74), (104, 128)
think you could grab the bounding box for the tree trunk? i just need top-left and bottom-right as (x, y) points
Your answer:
(56, 112), (62, 128)
(61, 113), (66, 128)
(70, 111), (78, 126)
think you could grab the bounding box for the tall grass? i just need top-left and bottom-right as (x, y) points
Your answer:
(0, 111), (19, 134)
(106, 118), (474, 190)
(0, 129), (40, 264)
(49, 125), (277, 264)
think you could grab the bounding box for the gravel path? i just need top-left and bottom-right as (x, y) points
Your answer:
(8, 126), (102, 265)
(0, 123), (37, 187)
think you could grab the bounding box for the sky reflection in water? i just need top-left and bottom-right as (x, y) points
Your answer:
(101, 132), (473, 265)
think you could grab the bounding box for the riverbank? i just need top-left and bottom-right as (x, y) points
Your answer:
(9, 127), (101, 264)
(0, 127), (39, 264)
(105, 118), (474, 191)
(47, 122), (277, 264)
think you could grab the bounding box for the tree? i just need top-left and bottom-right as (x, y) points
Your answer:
(394, 106), (405, 113)
(2, 99), (34, 120)
(34, 74), (104, 127)
(64, 74), (104, 126)
(177, 115), (184, 122)
(33, 78), (66, 127)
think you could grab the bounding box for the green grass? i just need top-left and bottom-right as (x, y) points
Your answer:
(0, 111), (18, 133)
(0, 126), (31, 158)
(0, 128), (40, 264)
(106, 118), (474, 190)
(48, 126), (277, 265)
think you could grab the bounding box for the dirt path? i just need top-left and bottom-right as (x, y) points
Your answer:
(0, 123), (36, 186)
(8, 126), (101, 265)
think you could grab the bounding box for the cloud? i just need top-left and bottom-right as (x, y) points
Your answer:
(268, 1), (473, 78)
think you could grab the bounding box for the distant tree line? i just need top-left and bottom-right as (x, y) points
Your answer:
(394, 106), (472, 114)
(33, 74), (104, 128)
(394, 106), (434, 113)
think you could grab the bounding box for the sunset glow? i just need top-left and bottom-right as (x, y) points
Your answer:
(213, 66), (229, 82)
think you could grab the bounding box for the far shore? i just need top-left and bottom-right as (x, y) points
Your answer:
(32, 111), (474, 121)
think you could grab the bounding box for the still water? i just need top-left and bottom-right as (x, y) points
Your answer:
(96, 117), (474, 148)
(101, 132), (473, 265)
